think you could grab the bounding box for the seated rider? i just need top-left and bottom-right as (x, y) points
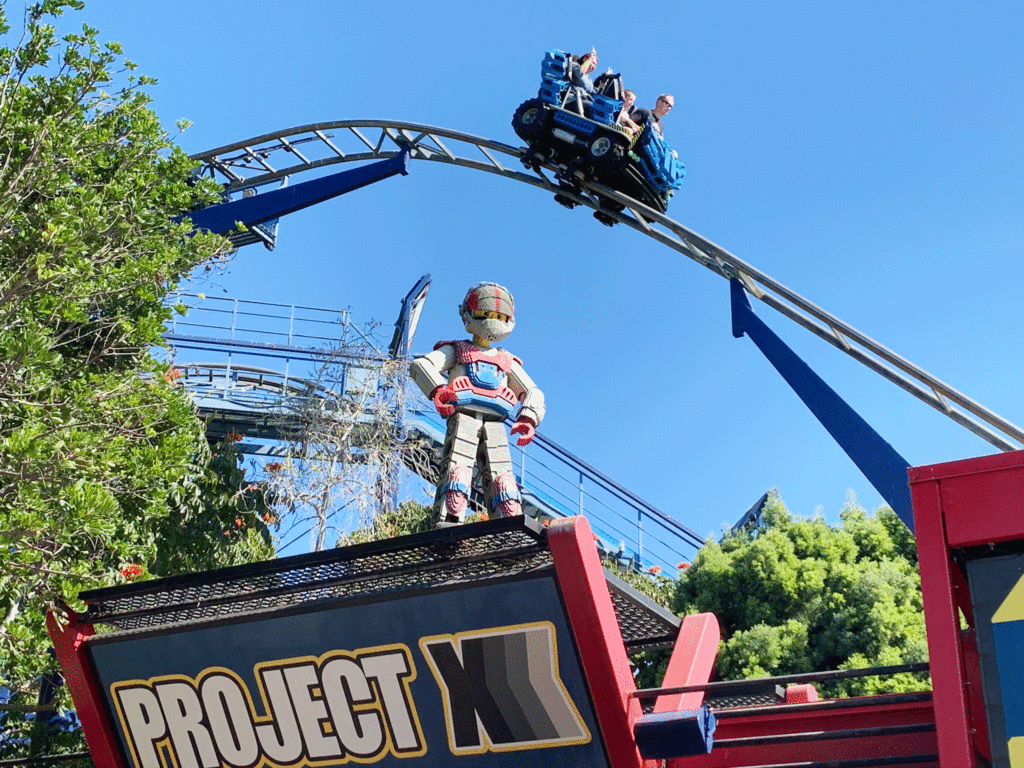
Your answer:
(629, 93), (674, 138)
(617, 89), (642, 136)
(568, 47), (599, 94)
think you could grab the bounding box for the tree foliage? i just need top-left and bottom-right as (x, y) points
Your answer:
(0, 1), (273, 753)
(673, 493), (927, 696)
(265, 355), (414, 552)
(336, 500), (435, 546)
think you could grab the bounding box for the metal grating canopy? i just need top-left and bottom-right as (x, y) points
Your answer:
(80, 517), (681, 651)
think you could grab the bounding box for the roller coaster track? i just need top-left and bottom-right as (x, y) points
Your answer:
(192, 120), (1024, 453)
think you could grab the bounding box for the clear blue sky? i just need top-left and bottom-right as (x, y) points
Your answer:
(66, 1), (1024, 542)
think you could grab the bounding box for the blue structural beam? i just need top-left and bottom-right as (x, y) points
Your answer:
(389, 273), (432, 359)
(730, 278), (915, 532)
(184, 150), (410, 235)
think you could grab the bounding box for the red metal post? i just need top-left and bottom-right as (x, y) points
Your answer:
(909, 473), (976, 766)
(46, 607), (125, 768)
(548, 516), (645, 768)
(908, 450), (1024, 766)
(654, 613), (720, 714)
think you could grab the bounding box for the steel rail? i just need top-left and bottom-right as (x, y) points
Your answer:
(191, 120), (1024, 451)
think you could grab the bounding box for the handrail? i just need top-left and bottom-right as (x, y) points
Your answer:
(166, 294), (703, 572)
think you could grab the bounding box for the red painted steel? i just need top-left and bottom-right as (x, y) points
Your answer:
(666, 697), (937, 767)
(908, 449), (1024, 548)
(548, 516), (646, 768)
(911, 475), (976, 766)
(46, 608), (125, 768)
(960, 628), (992, 763)
(907, 449), (1024, 766)
(654, 613), (720, 714)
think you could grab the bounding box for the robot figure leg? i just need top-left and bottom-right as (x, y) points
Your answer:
(481, 420), (523, 517)
(436, 412), (482, 524)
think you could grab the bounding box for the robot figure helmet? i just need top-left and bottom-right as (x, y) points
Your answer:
(460, 282), (515, 343)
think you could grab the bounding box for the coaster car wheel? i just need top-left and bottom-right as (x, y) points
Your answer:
(588, 133), (627, 170)
(512, 99), (547, 142)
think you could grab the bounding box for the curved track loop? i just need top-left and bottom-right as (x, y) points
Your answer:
(193, 121), (1024, 451)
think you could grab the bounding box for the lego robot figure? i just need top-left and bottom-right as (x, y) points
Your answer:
(410, 282), (545, 525)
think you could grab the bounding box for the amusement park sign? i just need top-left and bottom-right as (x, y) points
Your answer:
(86, 575), (607, 768)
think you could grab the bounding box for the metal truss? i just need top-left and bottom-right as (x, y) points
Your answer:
(191, 121), (1024, 452)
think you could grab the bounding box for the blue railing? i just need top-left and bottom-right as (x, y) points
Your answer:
(167, 293), (706, 573)
(409, 406), (704, 573)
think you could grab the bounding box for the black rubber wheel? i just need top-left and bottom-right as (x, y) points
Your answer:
(512, 99), (546, 142)
(588, 133), (627, 169)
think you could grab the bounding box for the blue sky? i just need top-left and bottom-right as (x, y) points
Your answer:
(63, 1), (1024, 542)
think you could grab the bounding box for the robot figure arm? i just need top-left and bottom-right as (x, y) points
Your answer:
(508, 360), (545, 445)
(410, 345), (456, 397)
(410, 345), (460, 417)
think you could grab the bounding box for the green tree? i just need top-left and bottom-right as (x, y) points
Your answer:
(336, 500), (436, 545)
(0, 1), (274, 753)
(673, 493), (928, 696)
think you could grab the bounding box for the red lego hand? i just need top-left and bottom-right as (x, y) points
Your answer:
(510, 418), (536, 446)
(432, 385), (457, 417)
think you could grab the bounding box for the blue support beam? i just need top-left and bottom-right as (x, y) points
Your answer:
(730, 278), (915, 532)
(184, 150), (410, 236)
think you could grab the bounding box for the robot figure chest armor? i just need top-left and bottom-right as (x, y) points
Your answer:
(434, 339), (521, 420)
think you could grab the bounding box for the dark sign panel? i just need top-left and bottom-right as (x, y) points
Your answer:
(87, 573), (608, 768)
(967, 553), (1024, 768)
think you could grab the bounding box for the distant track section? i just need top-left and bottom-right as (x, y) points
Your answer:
(192, 121), (1024, 451)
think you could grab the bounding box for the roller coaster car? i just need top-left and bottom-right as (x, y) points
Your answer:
(512, 49), (686, 221)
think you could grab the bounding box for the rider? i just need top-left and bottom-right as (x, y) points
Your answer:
(568, 47), (599, 93)
(631, 93), (674, 137)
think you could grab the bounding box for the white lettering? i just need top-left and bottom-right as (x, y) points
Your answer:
(320, 657), (384, 758)
(283, 664), (342, 760)
(254, 668), (304, 764)
(361, 652), (421, 752)
(115, 687), (167, 768)
(200, 674), (259, 767)
(155, 681), (219, 768)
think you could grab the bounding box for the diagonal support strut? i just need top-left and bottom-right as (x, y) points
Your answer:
(730, 278), (914, 531)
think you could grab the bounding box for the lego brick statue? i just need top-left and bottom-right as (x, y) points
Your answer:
(410, 282), (545, 525)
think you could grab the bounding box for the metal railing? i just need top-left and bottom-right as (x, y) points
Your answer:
(410, 406), (704, 572)
(166, 293), (704, 572)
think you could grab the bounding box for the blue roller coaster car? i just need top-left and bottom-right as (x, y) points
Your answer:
(512, 50), (685, 223)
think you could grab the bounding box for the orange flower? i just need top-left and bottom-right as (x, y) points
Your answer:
(225, 432), (243, 444)
(265, 462), (282, 472)
(648, 565), (662, 575)
(121, 564), (144, 580)
(678, 562), (691, 570)
(234, 517), (245, 528)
